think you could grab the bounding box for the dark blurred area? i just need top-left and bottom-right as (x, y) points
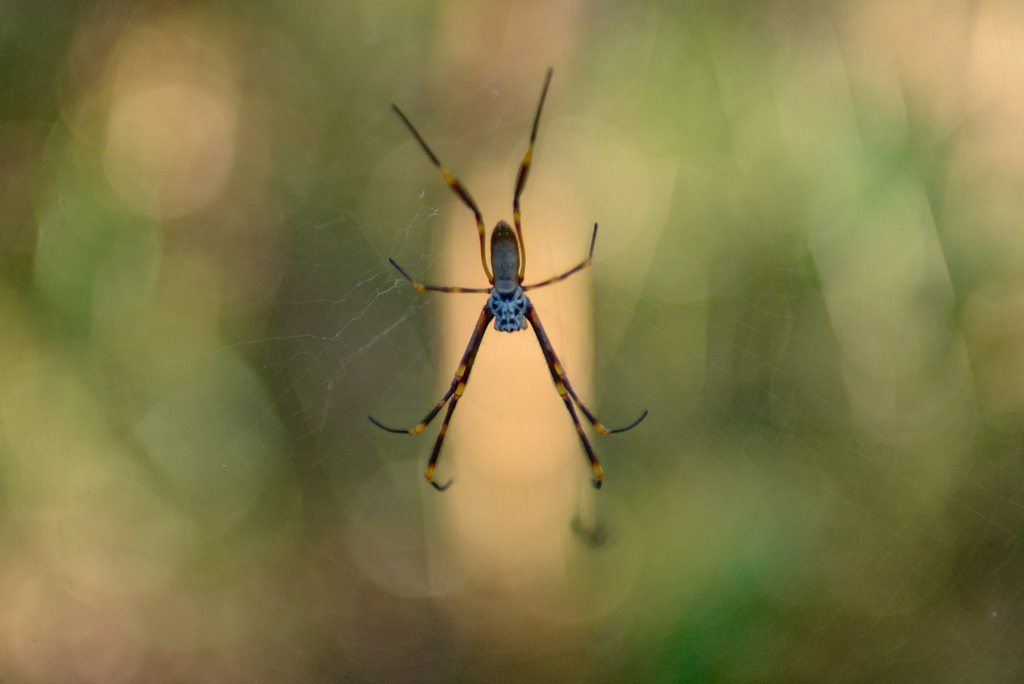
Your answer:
(1, 1), (1022, 682)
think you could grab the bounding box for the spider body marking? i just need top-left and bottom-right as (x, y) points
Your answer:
(370, 68), (647, 491)
(487, 288), (530, 333)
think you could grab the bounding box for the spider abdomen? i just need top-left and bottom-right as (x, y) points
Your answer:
(487, 287), (530, 332)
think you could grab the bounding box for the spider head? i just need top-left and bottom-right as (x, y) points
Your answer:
(490, 221), (521, 294)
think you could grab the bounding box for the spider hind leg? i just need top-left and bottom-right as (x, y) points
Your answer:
(525, 304), (647, 488)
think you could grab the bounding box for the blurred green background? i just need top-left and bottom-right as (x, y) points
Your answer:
(1, 0), (1022, 682)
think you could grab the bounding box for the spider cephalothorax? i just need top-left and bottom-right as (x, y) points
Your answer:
(370, 68), (647, 491)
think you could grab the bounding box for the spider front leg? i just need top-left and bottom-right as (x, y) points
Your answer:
(392, 104), (494, 283)
(525, 304), (648, 488)
(369, 307), (494, 491)
(512, 67), (554, 281)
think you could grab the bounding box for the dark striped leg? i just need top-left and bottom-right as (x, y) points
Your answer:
(522, 224), (598, 292)
(392, 104), (494, 284)
(513, 67), (554, 281)
(424, 398), (460, 491)
(525, 305), (648, 488)
(388, 258), (491, 294)
(369, 308), (494, 491)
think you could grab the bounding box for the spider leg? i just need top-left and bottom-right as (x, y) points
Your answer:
(522, 224), (598, 291)
(369, 307), (494, 490)
(525, 304), (648, 488)
(388, 258), (491, 294)
(425, 398), (460, 491)
(392, 104), (494, 284)
(569, 393), (649, 434)
(525, 304), (602, 487)
(513, 67), (554, 281)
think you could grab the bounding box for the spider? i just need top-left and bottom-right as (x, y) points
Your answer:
(370, 68), (647, 491)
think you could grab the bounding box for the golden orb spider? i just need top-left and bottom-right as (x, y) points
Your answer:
(370, 68), (647, 491)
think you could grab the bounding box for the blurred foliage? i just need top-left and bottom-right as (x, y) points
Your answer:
(0, 0), (1023, 682)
